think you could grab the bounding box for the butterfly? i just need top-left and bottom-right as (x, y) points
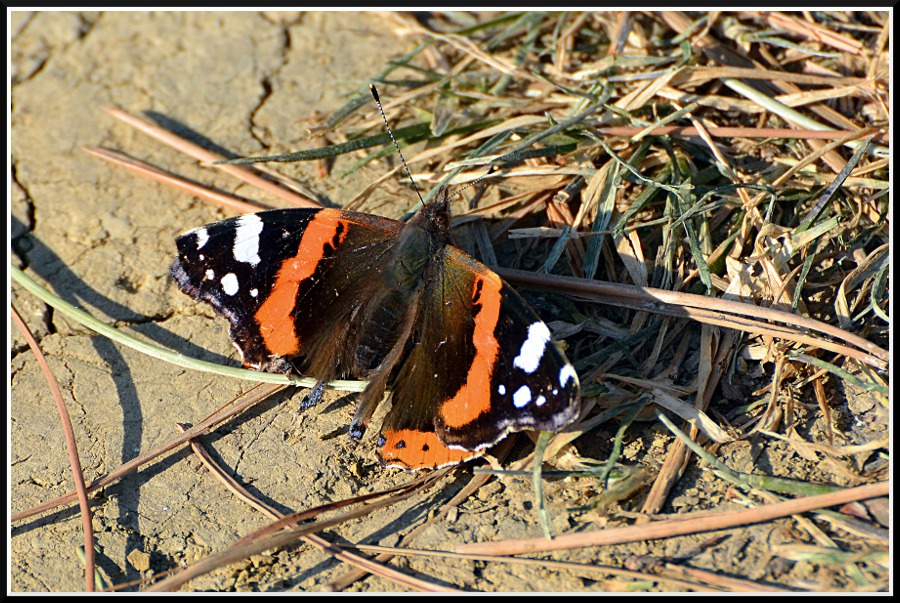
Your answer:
(172, 148), (580, 471)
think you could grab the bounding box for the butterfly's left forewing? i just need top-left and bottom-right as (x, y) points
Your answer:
(171, 208), (402, 375)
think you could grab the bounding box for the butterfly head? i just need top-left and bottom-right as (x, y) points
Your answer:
(410, 187), (452, 240)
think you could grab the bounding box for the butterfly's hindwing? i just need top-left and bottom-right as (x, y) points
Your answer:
(377, 246), (580, 469)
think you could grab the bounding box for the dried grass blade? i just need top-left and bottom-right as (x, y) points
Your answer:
(581, 161), (619, 280)
(675, 65), (868, 87)
(457, 481), (888, 556)
(495, 268), (887, 369)
(759, 12), (866, 53)
(651, 389), (731, 444)
(423, 30), (538, 82)
(82, 146), (268, 214)
(103, 107), (319, 207)
(596, 125), (888, 143)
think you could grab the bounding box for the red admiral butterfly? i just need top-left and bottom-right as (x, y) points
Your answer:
(171, 109), (580, 471)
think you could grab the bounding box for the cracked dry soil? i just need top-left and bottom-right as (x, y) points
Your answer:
(11, 11), (885, 593)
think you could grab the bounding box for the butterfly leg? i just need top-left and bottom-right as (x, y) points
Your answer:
(300, 380), (328, 410)
(348, 381), (388, 442)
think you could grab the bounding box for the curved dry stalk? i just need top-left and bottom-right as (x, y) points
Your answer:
(146, 469), (454, 592)
(175, 424), (454, 592)
(12, 306), (96, 592)
(11, 383), (286, 523)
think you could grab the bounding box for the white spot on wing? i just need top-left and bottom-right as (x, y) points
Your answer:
(249, 288), (258, 298)
(221, 273), (239, 296)
(233, 214), (263, 266)
(194, 228), (209, 249)
(513, 385), (532, 408)
(498, 384), (506, 395)
(513, 322), (551, 374)
(535, 395), (547, 407)
(205, 269), (215, 280)
(559, 364), (577, 388)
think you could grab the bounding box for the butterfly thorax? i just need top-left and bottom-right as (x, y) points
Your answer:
(353, 193), (452, 373)
(384, 192), (451, 292)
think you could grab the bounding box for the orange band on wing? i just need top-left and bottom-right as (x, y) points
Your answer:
(377, 429), (479, 470)
(439, 271), (503, 429)
(254, 211), (347, 357)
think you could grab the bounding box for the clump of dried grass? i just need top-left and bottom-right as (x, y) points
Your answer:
(324, 9), (889, 552)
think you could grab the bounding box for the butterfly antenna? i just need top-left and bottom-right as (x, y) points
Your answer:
(447, 165), (500, 203)
(369, 84), (425, 206)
